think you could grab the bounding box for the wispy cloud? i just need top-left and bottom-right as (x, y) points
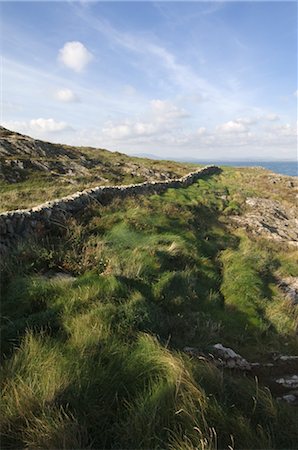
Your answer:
(2, 1), (296, 159)
(72, 5), (235, 101)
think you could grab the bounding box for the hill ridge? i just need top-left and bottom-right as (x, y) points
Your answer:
(0, 126), (198, 211)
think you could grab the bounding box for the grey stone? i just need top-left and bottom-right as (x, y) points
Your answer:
(0, 165), (221, 252)
(233, 197), (298, 247)
(275, 375), (298, 389)
(276, 355), (298, 362)
(212, 343), (251, 370)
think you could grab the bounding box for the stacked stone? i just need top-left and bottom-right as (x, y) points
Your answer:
(0, 165), (220, 252)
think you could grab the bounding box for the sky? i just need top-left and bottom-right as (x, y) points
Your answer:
(1, 1), (297, 160)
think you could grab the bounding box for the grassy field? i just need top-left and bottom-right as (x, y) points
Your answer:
(0, 139), (196, 212)
(1, 167), (297, 449)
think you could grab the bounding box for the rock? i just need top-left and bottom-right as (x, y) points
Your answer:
(232, 197), (298, 247)
(277, 394), (297, 404)
(275, 375), (298, 389)
(275, 355), (298, 362)
(43, 271), (76, 282)
(0, 164), (221, 253)
(276, 277), (298, 304)
(212, 343), (251, 370)
(226, 359), (236, 368)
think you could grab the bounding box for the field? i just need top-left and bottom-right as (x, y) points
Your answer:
(1, 167), (298, 449)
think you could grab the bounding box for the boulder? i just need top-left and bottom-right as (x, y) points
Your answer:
(212, 343), (251, 370)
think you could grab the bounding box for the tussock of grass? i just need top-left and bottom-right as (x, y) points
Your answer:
(3, 330), (296, 449)
(1, 168), (298, 448)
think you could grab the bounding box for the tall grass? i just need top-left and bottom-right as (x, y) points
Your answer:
(1, 169), (298, 448)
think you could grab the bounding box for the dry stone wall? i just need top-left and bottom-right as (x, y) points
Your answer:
(0, 165), (221, 252)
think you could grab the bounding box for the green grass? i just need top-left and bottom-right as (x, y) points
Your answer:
(0, 145), (196, 212)
(1, 168), (297, 449)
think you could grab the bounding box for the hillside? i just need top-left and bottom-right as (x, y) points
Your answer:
(0, 127), (194, 212)
(0, 129), (298, 449)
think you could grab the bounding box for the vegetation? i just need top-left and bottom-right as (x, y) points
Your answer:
(0, 155), (196, 212)
(1, 167), (297, 449)
(0, 126), (197, 212)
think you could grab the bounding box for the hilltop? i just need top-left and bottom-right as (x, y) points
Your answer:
(0, 127), (194, 212)
(0, 128), (298, 450)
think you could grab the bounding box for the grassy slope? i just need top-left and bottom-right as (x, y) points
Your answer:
(1, 167), (297, 449)
(0, 141), (196, 212)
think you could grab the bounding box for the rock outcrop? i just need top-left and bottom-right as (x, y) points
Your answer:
(276, 276), (298, 304)
(232, 197), (298, 246)
(183, 343), (251, 371)
(0, 126), (182, 184)
(211, 343), (251, 370)
(184, 345), (298, 405)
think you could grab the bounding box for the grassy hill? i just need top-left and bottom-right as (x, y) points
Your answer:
(0, 127), (195, 212)
(0, 130), (298, 449)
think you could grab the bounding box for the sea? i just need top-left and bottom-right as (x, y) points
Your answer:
(190, 160), (297, 177)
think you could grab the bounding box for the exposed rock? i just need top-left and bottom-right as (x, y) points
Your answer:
(274, 355), (298, 362)
(277, 393), (298, 404)
(276, 276), (298, 304)
(275, 375), (298, 389)
(212, 343), (251, 370)
(232, 197), (298, 246)
(184, 344), (298, 403)
(251, 362), (261, 368)
(183, 344), (251, 371)
(0, 126), (182, 184)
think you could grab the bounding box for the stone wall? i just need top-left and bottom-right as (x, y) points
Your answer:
(0, 165), (220, 252)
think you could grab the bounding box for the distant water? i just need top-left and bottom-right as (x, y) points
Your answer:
(192, 161), (297, 177)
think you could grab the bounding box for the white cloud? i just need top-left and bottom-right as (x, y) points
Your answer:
(235, 117), (257, 125)
(150, 99), (189, 121)
(102, 120), (159, 140)
(4, 117), (295, 161)
(216, 120), (248, 134)
(101, 98), (189, 141)
(197, 127), (206, 136)
(2, 118), (70, 135)
(30, 118), (69, 132)
(58, 41), (93, 72)
(55, 88), (79, 103)
(1, 120), (28, 133)
(221, 114), (280, 128)
(264, 113), (279, 121)
(270, 123), (297, 137)
(294, 90), (298, 97)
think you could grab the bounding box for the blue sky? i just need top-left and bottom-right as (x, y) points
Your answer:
(1, 1), (297, 160)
